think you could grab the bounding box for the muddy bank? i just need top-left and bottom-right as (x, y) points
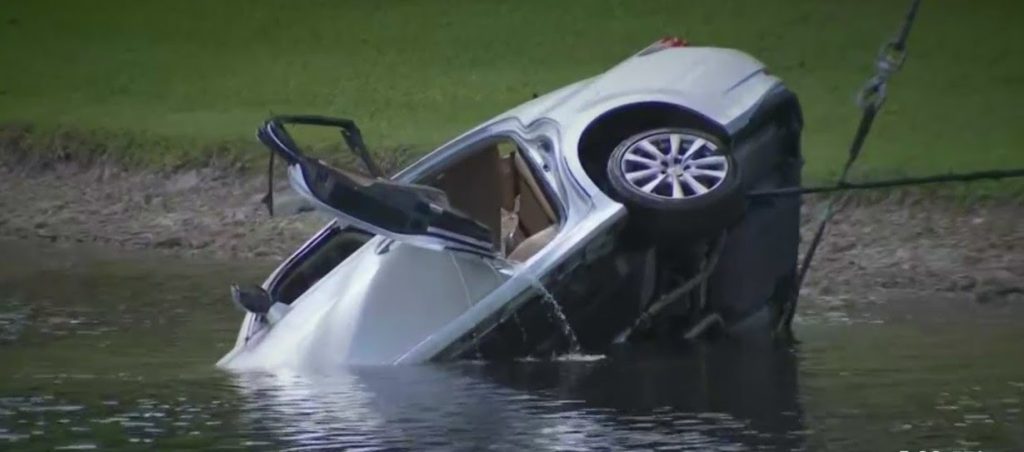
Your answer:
(1, 163), (1021, 303)
(799, 196), (1023, 306)
(0, 163), (328, 260)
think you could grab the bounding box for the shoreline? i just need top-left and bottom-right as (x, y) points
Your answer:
(0, 163), (329, 261)
(1, 163), (1021, 304)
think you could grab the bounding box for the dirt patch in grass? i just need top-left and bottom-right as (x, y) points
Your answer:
(1, 163), (1021, 306)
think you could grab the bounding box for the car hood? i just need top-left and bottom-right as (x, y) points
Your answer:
(218, 237), (509, 370)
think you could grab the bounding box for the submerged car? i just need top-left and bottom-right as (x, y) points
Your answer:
(218, 38), (804, 370)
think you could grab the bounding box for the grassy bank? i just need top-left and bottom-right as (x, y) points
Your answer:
(1, 1), (1022, 191)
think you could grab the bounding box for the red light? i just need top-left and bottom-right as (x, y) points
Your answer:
(659, 36), (688, 47)
(638, 36), (690, 56)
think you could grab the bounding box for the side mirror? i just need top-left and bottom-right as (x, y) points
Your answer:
(230, 284), (273, 315)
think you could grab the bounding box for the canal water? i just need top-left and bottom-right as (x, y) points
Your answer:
(1, 240), (1021, 450)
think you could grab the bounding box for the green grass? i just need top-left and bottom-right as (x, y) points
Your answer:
(1, 0), (1023, 191)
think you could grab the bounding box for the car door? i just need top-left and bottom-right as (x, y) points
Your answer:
(258, 116), (497, 256)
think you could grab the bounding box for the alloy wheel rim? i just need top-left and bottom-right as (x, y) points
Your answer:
(618, 132), (728, 199)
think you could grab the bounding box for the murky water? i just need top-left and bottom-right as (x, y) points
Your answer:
(1, 240), (1022, 451)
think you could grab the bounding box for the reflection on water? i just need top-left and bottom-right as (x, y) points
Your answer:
(230, 341), (803, 451)
(0, 240), (1022, 450)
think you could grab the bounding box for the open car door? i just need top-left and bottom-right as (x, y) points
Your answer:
(257, 116), (497, 256)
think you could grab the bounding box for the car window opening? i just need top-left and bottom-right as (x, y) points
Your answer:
(271, 227), (374, 305)
(422, 138), (559, 262)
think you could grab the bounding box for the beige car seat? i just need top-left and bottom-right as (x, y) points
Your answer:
(505, 152), (559, 261)
(426, 143), (558, 261)
(507, 225), (557, 262)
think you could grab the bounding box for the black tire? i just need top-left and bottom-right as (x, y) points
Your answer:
(605, 127), (745, 241)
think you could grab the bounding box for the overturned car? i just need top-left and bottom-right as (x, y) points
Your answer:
(218, 38), (804, 370)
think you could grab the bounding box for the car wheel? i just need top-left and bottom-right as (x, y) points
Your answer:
(605, 127), (744, 240)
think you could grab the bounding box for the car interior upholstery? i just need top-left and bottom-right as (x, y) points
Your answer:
(426, 140), (558, 261)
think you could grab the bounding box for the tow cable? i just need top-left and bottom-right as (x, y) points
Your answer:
(768, 0), (1024, 337)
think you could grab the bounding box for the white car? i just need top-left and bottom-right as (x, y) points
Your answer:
(218, 38), (804, 371)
